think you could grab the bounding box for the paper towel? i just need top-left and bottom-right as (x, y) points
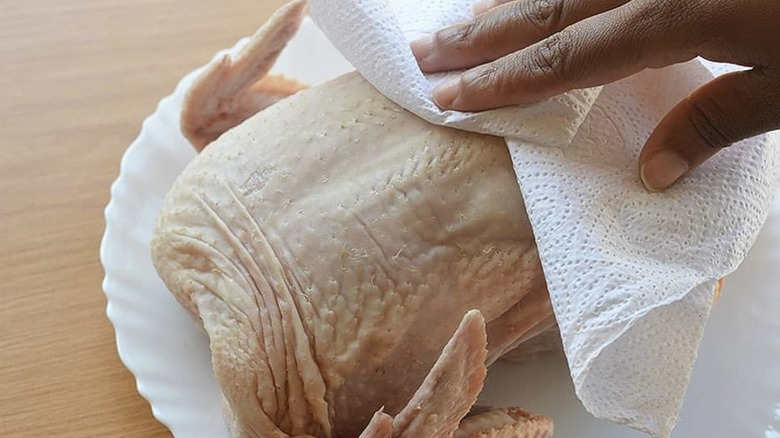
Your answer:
(306, 0), (780, 436)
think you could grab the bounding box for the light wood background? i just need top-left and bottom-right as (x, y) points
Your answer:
(0, 1), (286, 436)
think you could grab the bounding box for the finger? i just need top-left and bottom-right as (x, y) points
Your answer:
(639, 69), (780, 191)
(432, 0), (704, 111)
(411, 0), (629, 73)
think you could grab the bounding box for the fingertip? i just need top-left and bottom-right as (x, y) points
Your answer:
(639, 162), (661, 193)
(410, 35), (434, 63)
(432, 78), (461, 109)
(639, 150), (690, 192)
(411, 34), (453, 72)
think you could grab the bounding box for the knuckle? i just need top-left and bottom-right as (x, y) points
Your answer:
(434, 19), (500, 63)
(463, 60), (526, 102)
(434, 15), (510, 61)
(688, 97), (735, 149)
(463, 64), (501, 94)
(516, 0), (565, 33)
(517, 0), (565, 33)
(527, 30), (572, 81)
(435, 21), (477, 47)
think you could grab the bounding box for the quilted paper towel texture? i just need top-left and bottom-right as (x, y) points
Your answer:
(510, 61), (780, 436)
(306, 0), (780, 436)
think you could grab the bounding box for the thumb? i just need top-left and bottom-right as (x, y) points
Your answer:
(639, 68), (780, 191)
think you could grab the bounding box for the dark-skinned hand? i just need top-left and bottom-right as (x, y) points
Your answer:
(411, 0), (780, 191)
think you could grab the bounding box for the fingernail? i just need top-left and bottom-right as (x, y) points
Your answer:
(433, 78), (460, 109)
(410, 35), (435, 63)
(472, 0), (493, 15)
(640, 150), (690, 191)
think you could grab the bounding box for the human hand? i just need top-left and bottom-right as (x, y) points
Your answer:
(410, 0), (780, 191)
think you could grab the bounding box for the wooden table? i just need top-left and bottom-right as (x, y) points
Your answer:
(0, 1), (286, 436)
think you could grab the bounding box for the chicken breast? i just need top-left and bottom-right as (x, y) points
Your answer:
(151, 2), (557, 437)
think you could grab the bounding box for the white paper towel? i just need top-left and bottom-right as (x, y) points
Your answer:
(306, 0), (780, 436)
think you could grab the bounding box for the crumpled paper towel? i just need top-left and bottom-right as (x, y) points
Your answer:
(307, 0), (780, 436)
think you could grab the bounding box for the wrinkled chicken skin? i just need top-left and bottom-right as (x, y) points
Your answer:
(153, 2), (556, 438)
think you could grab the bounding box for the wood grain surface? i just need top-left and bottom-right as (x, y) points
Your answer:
(0, 1), (286, 436)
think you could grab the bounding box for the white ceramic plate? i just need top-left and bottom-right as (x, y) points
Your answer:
(100, 19), (780, 438)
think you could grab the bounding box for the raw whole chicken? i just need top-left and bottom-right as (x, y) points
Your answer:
(151, 2), (560, 437)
